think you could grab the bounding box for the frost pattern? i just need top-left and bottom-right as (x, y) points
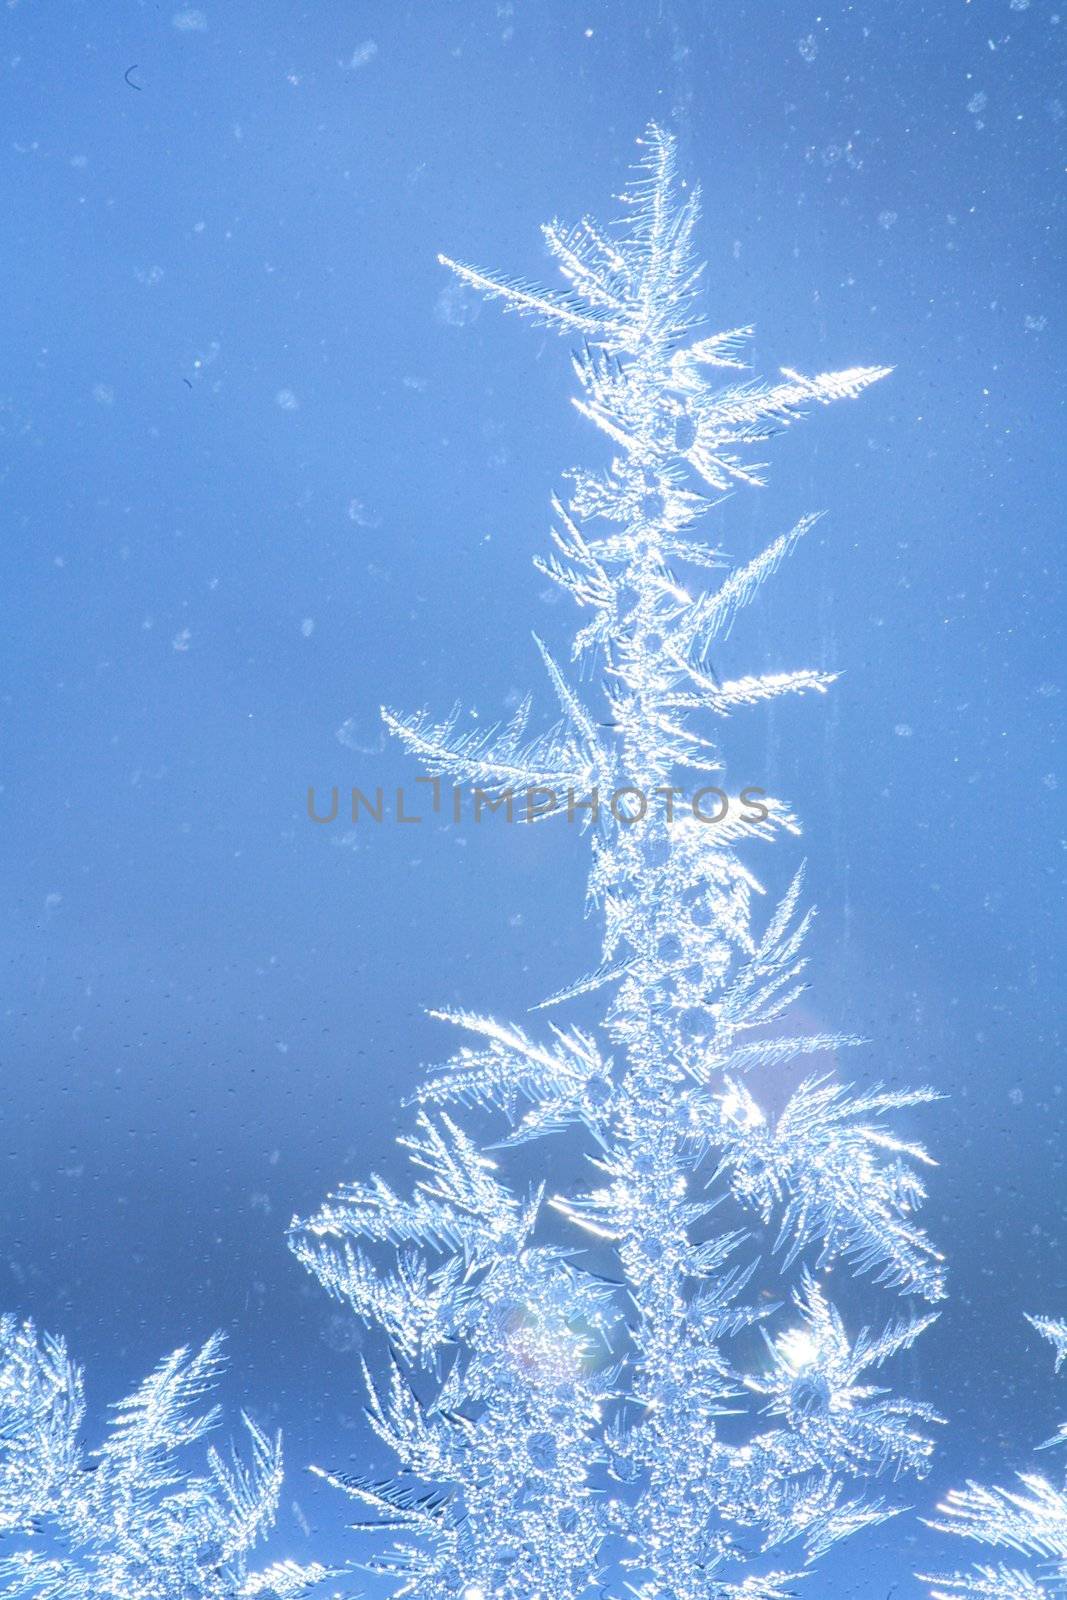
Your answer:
(0, 1318), (330, 1599)
(292, 124), (943, 1600)
(925, 1316), (1067, 1600)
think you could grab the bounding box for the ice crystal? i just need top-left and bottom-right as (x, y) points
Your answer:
(292, 124), (943, 1600)
(925, 1316), (1067, 1600)
(0, 1318), (331, 1599)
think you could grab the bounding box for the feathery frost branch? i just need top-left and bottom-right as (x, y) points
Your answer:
(924, 1317), (1067, 1600)
(294, 123), (940, 1600)
(0, 1319), (333, 1599)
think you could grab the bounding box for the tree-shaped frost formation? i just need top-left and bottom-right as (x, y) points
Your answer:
(291, 124), (944, 1600)
(0, 1317), (330, 1599)
(925, 1316), (1067, 1600)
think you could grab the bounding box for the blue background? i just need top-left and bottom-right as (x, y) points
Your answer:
(1, 0), (1064, 1590)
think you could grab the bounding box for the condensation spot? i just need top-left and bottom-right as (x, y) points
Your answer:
(192, 340), (221, 373)
(341, 40), (377, 68)
(798, 33), (818, 61)
(172, 8), (207, 31)
(435, 279), (481, 327)
(275, 388), (299, 411)
(821, 141), (862, 169)
(336, 717), (381, 756)
(347, 497), (382, 528)
(322, 1312), (363, 1354)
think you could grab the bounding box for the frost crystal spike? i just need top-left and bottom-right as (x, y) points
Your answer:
(924, 1316), (1067, 1600)
(0, 1318), (331, 1600)
(292, 124), (943, 1600)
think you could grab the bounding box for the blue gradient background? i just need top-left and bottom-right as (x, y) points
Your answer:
(2, 1), (1064, 1591)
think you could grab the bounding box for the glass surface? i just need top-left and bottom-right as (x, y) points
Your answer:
(1, 3), (1063, 1592)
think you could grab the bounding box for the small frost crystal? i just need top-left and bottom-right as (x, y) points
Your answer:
(925, 1316), (1067, 1600)
(0, 1318), (330, 1599)
(292, 125), (943, 1600)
